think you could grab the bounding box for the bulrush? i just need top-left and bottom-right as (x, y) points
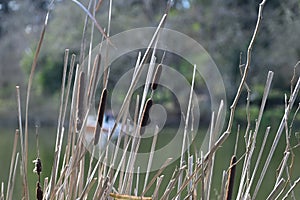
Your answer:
(94, 88), (108, 145)
(77, 71), (86, 131)
(151, 64), (162, 91)
(139, 98), (153, 135)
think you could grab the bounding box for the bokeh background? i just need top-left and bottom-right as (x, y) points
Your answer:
(0, 0), (300, 199)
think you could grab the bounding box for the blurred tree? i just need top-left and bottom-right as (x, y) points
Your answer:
(0, 0), (299, 123)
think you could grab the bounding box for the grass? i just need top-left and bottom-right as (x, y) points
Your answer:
(1, 0), (300, 199)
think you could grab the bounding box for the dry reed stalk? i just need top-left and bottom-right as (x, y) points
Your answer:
(109, 193), (152, 200)
(47, 150), (59, 199)
(86, 0), (96, 79)
(78, 177), (97, 199)
(120, 98), (152, 194)
(275, 152), (290, 186)
(23, 13), (49, 200)
(78, 0), (92, 65)
(77, 156), (85, 196)
(152, 175), (164, 200)
(219, 170), (228, 200)
(134, 167), (140, 196)
(141, 158), (173, 197)
(227, 0), (267, 131)
(8, 153), (19, 200)
(266, 178), (285, 200)
(206, 100), (224, 199)
(102, 0), (113, 89)
(118, 133), (129, 191)
(59, 111), (90, 200)
(243, 126), (270, 198)
(143, 126), (159, 192)
(94, 88), (107, 145)
(50, 165), (68, 197)
(161, 172), (176, 200)
(237, 71), (274, 198)
(108, 114), (130, 175)
(71, 0), (110, 44)
(253, 77), (300, 199)
(77, 71), (86, 131)
(51, 49), (69, 195)
(63, 54), (76, 169)
(111, 137), (133, 187)
(178, 64), (196, 198)
(109, 13), (167, 138)
(61, 54), (76, 131)
(16, 85), (28, 200)
(107, 87), (138, 179)
(187, 155), (193, 197)
(282, 176), (300, 199)
(138, 42), (157, 125)
(290, 61), (300, 93)
(87, 54), (101, 104)
(225, 156), (237, 200)
(93, 176), (109, 199)
(204, 112), (214, 198)
(86, 147), (96, 182)
(43, 177), (48, 199)
(95, 0), (103, 12)
(65, 63), (80, 162)
(83, 150), (110, 196)
(151, 64), (162, 91)
(200, 151), (205, 200)
(6, 129), (19, 200)
(175, 124), (232, 199)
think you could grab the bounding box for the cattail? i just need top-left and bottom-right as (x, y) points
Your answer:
(94, 88), (107, 145)
(139, 98), (153, 135)
(77, 71), (86, 131)
(225, 155), (237, 200)
(36, 182), (43, 200)
(151, 64), (162, 91)
(33, 158), (42, 176)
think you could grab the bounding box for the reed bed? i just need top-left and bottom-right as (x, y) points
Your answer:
(1, 0), (300, 199)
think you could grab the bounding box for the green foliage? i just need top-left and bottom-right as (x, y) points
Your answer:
(20, 1), (84, 95)
(36, 56), (63, 95)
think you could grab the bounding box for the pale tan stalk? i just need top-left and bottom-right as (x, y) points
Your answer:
(266, 178), (285, 200)
(244, 127), (270, 198)
(282, 177), (300, 200)
(109, 14), (167, 138)
(6, 129), (19, 200)
(177, 65), (196, 199)
(141, 158), (173, 197)
(143, 126), (159, 192)
(253, 77), (300, 199)
(152, 175), (164, 200)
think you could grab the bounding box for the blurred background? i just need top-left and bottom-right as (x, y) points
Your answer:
(0, 0), (299, 125)
(0, 0), (300, 198)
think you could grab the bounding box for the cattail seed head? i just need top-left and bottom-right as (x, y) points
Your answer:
(140, 98), (153, 135)
(36, 182), (43, 200)
(151, 64), (162, 91)
(33, 158), (42, 175)
(77, 71), (86, 131)
(94, 88), (108, 145)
